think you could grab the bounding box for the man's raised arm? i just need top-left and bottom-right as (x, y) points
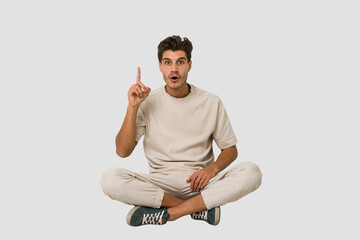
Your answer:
(115, 67), (151, 158)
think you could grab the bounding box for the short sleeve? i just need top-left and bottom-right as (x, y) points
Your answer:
(213, 100), (238, 149)
(134, 106), (146, 142)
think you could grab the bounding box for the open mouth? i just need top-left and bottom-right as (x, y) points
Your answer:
(170, 76), (179, 82)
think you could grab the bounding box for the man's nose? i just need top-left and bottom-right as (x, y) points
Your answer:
(171, 64), (179, 72)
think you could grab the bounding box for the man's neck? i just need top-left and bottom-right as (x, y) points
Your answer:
(165, 84), (191, 98)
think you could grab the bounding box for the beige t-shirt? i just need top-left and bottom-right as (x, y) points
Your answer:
(135, 84), (237, 174)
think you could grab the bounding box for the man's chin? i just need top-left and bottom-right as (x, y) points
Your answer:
(166, 80), (179, 87)
(166, 81), (186, 90)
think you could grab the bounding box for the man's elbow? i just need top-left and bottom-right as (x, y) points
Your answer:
(116, 149), (131, 158)
(232, 146), (238, 160)
(116, 142), (137, 158)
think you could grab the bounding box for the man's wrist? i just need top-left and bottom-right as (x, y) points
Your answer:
(207, 164), (219, 176)
(127, 104), (139, 112)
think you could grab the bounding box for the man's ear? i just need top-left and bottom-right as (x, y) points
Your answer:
(188, 60), (192, 72)
(158, 61), (162, 72)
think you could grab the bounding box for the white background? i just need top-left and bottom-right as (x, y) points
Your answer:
(1, 0), (359, 239)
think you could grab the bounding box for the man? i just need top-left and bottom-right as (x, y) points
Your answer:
(101, 35), (262, 226)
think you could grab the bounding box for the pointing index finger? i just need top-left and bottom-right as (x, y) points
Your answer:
(136, 66), (148, 91)
(136, 66), (141, 83)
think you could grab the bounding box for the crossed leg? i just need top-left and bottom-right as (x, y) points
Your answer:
(161, 192), (206, 221)
(101, 162), (262, 224)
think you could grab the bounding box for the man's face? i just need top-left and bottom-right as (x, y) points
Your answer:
(159, 50), (192, 91)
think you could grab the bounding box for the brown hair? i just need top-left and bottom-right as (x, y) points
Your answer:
(157, 35), (193, 62)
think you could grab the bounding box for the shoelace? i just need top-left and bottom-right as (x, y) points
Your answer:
(192, 210), (208, 220)
(142, 210), (165, 225)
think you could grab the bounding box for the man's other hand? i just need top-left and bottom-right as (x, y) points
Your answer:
(186, 166), (216, 192)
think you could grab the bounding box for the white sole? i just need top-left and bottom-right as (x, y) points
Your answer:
(126, 206), (141, 226)
(213, 207), (221, 225)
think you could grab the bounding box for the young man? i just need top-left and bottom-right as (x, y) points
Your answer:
(101, 35), (262, 226)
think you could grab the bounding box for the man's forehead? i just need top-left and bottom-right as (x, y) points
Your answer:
(162, 50), (187, 60)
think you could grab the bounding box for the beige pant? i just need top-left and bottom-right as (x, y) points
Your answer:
(101, 161), (262, 209)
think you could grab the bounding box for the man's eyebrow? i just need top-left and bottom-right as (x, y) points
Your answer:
(162, 57), (187, 61)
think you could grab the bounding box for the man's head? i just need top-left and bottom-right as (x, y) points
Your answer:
(158, 36), (193, 96)
(157, 35), (193, 63)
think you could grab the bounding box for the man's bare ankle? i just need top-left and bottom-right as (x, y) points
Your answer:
(166, 207), (178, 221)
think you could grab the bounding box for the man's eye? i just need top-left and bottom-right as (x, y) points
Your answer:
(165, 61), (171, 65)
(177, 60), (184, 64)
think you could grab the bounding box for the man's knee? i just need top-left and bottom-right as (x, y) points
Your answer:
(244, 162), (262, 190)
(246, 162), (262, 188)
(100, 168), (128, 198)
(235, 161), (262, 189)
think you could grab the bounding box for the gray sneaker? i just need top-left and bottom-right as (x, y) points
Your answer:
(126, 206), (169, 226)
(191, 206), (220, 225)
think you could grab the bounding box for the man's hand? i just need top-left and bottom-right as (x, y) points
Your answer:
(128, 66), (151, 108)
(186, 166), (216, 192)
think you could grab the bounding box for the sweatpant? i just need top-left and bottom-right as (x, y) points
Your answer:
(100, 161), (262, 210)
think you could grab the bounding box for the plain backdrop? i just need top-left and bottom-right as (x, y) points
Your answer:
(1, 0), (359, 239)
